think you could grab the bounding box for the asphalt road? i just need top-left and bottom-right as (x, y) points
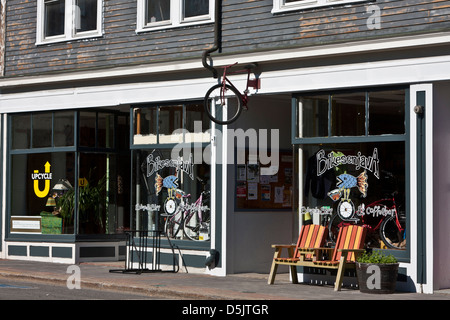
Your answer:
(0, 277), (167, 300)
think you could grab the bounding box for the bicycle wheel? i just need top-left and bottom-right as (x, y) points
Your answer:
(204, 84), (243, 125)
(183, 212), (210, 241)
(380, 215), (406, 249)
(328, 214), (346, 246)
(164, 213), (183, 239)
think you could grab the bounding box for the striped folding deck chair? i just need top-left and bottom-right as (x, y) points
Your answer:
(268, 224), (367, 291)
(268, 224), (327, 284)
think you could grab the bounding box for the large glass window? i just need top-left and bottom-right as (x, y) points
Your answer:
(132, 103), (211, 242)
(133, 148), (210, 241)
(9, 110), (130, 237)
(10, 152), (76, 234)
(294, 88), (407, 252)
(133, 103), (210, 145)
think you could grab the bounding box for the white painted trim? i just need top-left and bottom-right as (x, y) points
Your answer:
(36, 0), (103, 46)
(272, 0), (366, 14)
(0, 116), (4, 260)
(409, 84), (434, 294)
(135, 0), (215, 33)
(3, 54), (450, 113)
(3, 31), (450, 89)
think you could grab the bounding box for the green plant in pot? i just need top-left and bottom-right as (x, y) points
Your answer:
(356, 250), (399, 294)
(57, 173), (106, 234)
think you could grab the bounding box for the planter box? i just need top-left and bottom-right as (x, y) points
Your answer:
(356, 262), (399, 294)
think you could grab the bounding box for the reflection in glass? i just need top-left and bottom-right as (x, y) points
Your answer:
(331, 92), (366, 136)
(44, 0), (65, 37)
(298, 95), (328, 138)
(54, 111), (75, 147)
(75, 0), (98, 33)
(133, 148), (210, 241)
(11, 152), (76, 234)
(183, 0), (209, 19)
(369, 90), (405, 135)
(11, 114), (31, 149)
(297, 142), (406, 250)
(32, 113), (52, 148)
(146, 0), (170, 23)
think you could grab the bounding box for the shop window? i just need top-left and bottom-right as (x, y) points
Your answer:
(132, 102), (211, 242)
(133, 103), (210, 145)
(369, 90), (405, 135)
(294, 88), (407, 252)
(137, 0), (214, 32)
(11, 114), (31, 150)
(11, 112), (74, 150)
(32, 113), (53, 148)
(331, 92), (366, 136)
(79, 111), (115, 149)
(10, 152), (76, 234)
(8, 110), (130, 237)
(297, 95), (328, 138)
(133, 148), (211, 241)
(54, 111), (75, 147)
(37, 0), (102, 45)
(296, 89), (406, 139)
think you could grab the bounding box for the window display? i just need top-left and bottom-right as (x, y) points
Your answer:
(133, 149), (211, 241)
(295, 88), (407, 251)
(9, 110), (130, 236)
(132, 102), (211, 241)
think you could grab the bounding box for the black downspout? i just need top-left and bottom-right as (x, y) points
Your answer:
(202, 0), (221, 78)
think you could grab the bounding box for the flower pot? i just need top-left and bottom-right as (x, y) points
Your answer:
(356, 262), (399, 294)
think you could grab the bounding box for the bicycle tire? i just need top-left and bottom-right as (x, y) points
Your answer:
(328, 214), (346, 246)
(204, 84), (243, 125)
(183, 212), (210, 241)
(379, 216), (406, 250)
(165, 214), (183, 239)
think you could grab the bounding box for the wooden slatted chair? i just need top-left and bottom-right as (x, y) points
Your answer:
(268, 224), (367, 291)
(268, 224), (327, 285)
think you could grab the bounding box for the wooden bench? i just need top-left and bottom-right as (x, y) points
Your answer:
(268, 224), (327, 285)
(268, 224), (367, 291)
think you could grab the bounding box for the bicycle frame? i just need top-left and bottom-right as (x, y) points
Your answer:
(356, 197), (403, 233)
(184, 191), (209, 227)
(219, 63), (260, 108)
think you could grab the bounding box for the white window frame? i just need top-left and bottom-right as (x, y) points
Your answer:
(272, 0), (365, 14)
(36, 0), (103, 45)
(137, 0), (214, 33)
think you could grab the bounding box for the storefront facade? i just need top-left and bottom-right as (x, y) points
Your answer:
(1, 0), (450, 293)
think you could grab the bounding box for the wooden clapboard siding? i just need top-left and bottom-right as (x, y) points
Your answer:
(4, 0), (450, 77)
(4, 0), (215, 76)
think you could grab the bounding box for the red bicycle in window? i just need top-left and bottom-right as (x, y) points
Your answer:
(327, 191), (406, 250)
(203, 62), (260, 125)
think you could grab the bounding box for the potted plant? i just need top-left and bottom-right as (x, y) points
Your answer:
(57, 173), (106, 234)
(356, 250), (399, 294)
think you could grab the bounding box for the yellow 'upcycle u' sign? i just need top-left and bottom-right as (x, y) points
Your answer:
(31, 161), (52, 198)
